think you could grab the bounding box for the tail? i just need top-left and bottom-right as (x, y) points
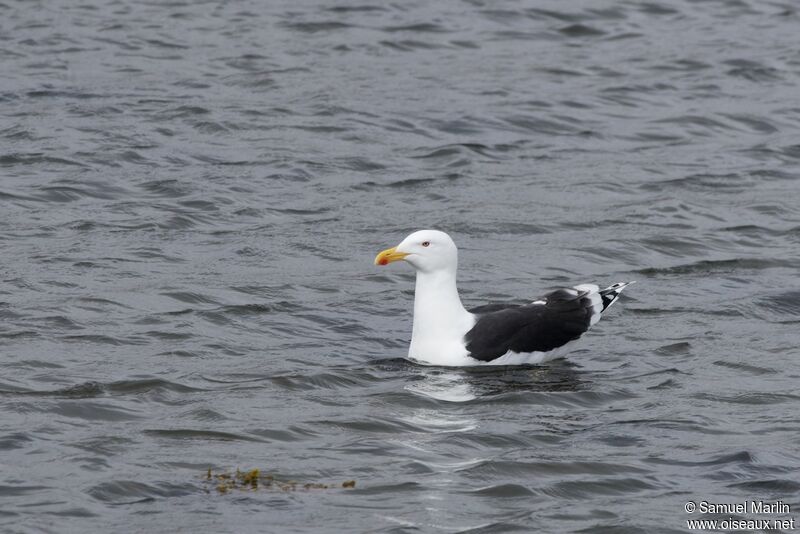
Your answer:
(599, 281), (635, 312)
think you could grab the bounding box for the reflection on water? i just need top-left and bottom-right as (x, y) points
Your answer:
(405, 369), (478, 403)
(387, 363), (586, 530)
(402, 409), (478, 433)
(397, 361), (585, 463)
(406, 359), (585, 402)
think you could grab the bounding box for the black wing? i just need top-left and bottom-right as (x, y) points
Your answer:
(465, 288), (597, 362)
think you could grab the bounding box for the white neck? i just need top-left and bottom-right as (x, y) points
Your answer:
(408, 268), (474, 364)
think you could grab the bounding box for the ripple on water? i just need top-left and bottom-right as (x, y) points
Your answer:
(753, 290), (800, 323)
(543, 478), (658, 499)
(88, 481), (197, 504)
(636, 258), (795, 277)
(48, 401), (142, 421)
(693, 392), (800, 406)
(462, 459), (650, 478)
(3, 0), (800, 531)
(0, 432), (35, 451)
(467, 483), (537, 498)
(143, 429), (263, 442)
(728, 479), (800, 495)
(0, 485), (50, 497)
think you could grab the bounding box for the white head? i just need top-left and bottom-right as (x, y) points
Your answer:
(374, 229), (458, 274)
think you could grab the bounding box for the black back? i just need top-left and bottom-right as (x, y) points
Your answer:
(465, 288), (596, 362)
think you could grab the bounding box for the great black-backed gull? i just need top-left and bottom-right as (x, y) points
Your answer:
(375, 229), (633, 366)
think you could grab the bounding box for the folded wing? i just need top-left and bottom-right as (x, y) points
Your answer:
(465, 287), (602, 362)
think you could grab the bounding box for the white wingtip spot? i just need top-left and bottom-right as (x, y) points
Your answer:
(574, 283), (600, 294)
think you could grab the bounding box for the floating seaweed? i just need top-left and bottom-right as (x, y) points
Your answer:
(203, 468), (356, 494)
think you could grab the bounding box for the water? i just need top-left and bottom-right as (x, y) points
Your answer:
(2, 0), (799, 532)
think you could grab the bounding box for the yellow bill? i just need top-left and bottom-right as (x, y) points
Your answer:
(374, 246), (408, 266)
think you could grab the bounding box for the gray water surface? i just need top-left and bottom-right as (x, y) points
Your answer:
(2, 0), (800, 532)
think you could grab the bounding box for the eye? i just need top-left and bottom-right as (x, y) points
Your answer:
(421, 241), (430, 247)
